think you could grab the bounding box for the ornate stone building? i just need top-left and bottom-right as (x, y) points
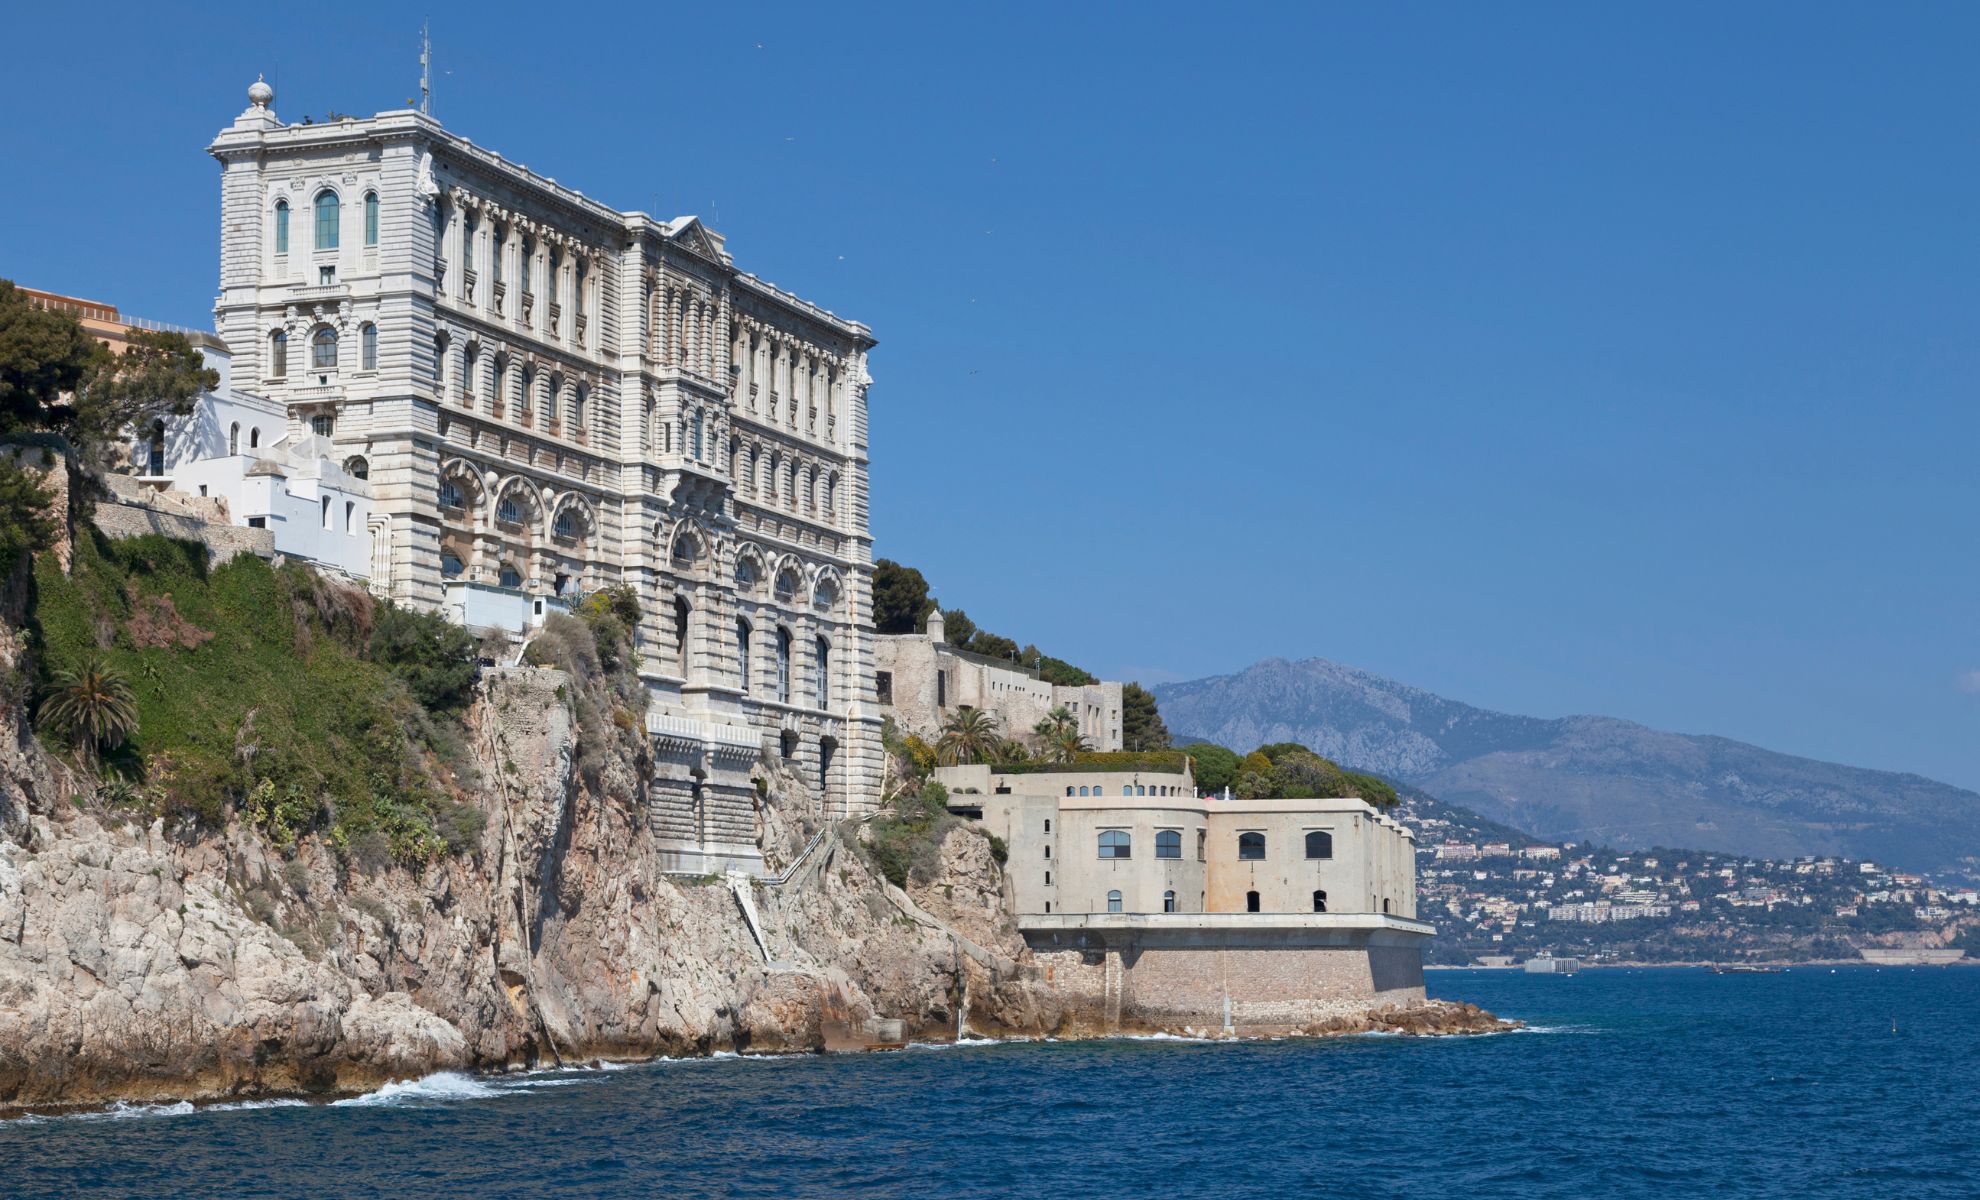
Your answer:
(206, 80), (882, 870)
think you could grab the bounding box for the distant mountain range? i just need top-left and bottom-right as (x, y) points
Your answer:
(1156, 658), (1980, 880)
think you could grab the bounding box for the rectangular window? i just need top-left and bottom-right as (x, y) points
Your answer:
(319, 266), (336, 286)
(247, 516), (266, 528)
(875, 670), (892, 705)
(364, 193), (379, 246)
(1044, 845), (1051, 859)
(1045, 871), (1051, 886)
(936, 670), (947, 708)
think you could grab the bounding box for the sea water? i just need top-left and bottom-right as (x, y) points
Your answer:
(4, 967), (1976, 1199)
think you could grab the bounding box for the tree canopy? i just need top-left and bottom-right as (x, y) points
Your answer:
(873, 559), (935, 634)
(0, 279), (216, 457)
(1122, 682), (1171, 750)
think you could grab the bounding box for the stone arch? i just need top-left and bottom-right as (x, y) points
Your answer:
(733, 543), (768, 594)
(548, 494), (596, 545)
(492, 477), (545, 536)
(810, 567), (843, 614)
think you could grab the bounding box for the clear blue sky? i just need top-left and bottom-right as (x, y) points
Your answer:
(3, 2), (1975, 786)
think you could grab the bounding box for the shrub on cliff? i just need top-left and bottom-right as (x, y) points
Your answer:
(368, 602), (478, 711)
(864, 779), (954, 888)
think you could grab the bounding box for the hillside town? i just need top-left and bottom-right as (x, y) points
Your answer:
(1399, 792), (1980, 965)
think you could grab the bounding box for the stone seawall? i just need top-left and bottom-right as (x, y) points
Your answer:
(1024, 915), (1433, 1036)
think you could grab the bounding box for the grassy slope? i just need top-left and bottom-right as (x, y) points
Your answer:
(30, 530), (463, 860)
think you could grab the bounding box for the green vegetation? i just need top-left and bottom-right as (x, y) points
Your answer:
(0, 457), (56, 580)
(872, 559), (936, 635)
(0, 278), (216, 460)
(1121, 682), (1170, 750)
(369, 602), (478, 710)
(35, 657), (139, 768)
(864, 778), (956, 888)
(935, 705), (1003, 766)
(29, 529), (482, 865)
(1180, 742), (1240, 792)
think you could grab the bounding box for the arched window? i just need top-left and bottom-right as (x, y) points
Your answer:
(824, 473), (837, 518)
(674, 596), (691, 673)
(363, 192), (379, 246)
(519, 367), (534, 417)
(1312, 890), (1328, 913)
(1077, 786), (1088, 797)
(274, 199), (290, 254)
(440, 550), (465, 578)
(270, 330), (288, 377)
(314, 189), (340, 250)
(574, 383), (588, 429)
(438, 480), (464, 510)
(1163, 890), (1177, 913)
(736, 619), (752, 694)
(1155, 830), (1181, 859)
(1239, 832), (1265, 861)
(814, 636), (830, 708)
(491, 356), (506, 409)
(343, 456), (368, 480)
(1097, 830), (1131, 860)
(1246, 891), (1261, 913)
(1135, 784), (1146, 797)
(497, 496), (521, 525)
(548, 373), (564, 423)
(1383, 898), (1393, 914)
(461, 344), (477, 401)
(1064, 786), (1074, 798)
(311, 327), (338, 371)
(360, 323), (377, 370)
(228, 423), (239, 455)
(1121, 785), (1132, 796)
(774, 569), (799, 601)
(433, 333), (448, 391)
(785, 460), (797, 506)
(1106, 890), (1123, 914)
(554, 509), (578, 540)
(249, 427), (261, 449)
(776, 627), (793, 703)
(1305, 831), (1333, 860)
(521, 236), (533, 295)
(499, 563), (523, 588)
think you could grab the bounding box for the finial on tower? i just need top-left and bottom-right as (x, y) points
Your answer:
(419, 23), (431, 115)
(248, 74), (274, 108)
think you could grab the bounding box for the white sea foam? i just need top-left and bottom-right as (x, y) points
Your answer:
(331, 1071), (500, 1107)
(3, 1096), (309, 1125)
(904, 1036), (1003, 1051)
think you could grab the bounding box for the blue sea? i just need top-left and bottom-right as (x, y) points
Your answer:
(5, 966), (1977, 1199)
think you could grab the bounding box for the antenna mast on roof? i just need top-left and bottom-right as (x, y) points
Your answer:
(419, 21), (432, 115)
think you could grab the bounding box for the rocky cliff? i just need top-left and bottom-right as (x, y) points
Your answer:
(0, 528), (1499, 1114)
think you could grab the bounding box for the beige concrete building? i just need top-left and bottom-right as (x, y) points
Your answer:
(195, 78), (883, 872)
(876, 610), (1122, 750)
(936, 764), (1418, 919)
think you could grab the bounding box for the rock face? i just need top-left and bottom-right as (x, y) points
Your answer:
(1159, 656), (1980, 876)
(0, 635), (1494, 1112)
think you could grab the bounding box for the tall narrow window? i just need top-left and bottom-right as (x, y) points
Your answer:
(274, 200), (290, 254)
(776, 628), (792, 703)
(363, 192), (379, 246)
(521, 236), (533, 295)
(311, 327), (338, 370)
(146, 421), (165, 475)
(491, 357), (506, 411)
(360, 323), (377, 370)
(737, 619), (753, 694)
(1164, 890), (1177, 914)
(674, 596), (691, 674)
(1313, 890), (1328, 914)
(314, 190), (340, 250)
(270, 330), (288, 377)
(463, 212), (476, 272)
(1107, 890), (1123, 914)
(228, 423), (239, 455)
(574, 384), (588, 429)
(519, 368), (534, 418)
(493, 226), (506, 285)
(320, 495), (332, 529)
(814, 636), (830, 708)
(691, 409), (703, 459)
(1246, 891), (1261, 913)
(461, 345), (476, 401)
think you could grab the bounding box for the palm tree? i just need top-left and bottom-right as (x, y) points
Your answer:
(1032, 705), (1077, 741)
(1043, 725), (1092, 765)
(936, 706), (1002, 766)
(39, 658), (140, 768)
